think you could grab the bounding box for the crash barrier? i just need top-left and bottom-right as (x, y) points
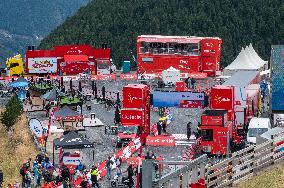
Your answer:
(147, 133), (284, 188)
(143, 155), (207, 188)
(206, 134), (284, 187)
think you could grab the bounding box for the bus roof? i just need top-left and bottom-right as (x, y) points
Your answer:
(137, 35), (221, 43)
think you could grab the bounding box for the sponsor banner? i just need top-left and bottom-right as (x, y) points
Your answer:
(153, 91), (204, 108)
(180, 100), (204, 108)
(120, 73), (138, 80)
(120, 109), (144, 125)
(91, 74), (116, 81)
(62, 76), (79, 81)
(146, 135), (176, 146)
(28, 57), (57, 73)
(63, 156), (82, 165)
(29, 118), (43, 137)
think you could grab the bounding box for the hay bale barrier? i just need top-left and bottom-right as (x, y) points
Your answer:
(0, 113), (38, 186)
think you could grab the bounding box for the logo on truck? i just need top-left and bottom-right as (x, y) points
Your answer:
(128, 94), (142, 103)
(121, 114), (142, 120)
(214, 95), (231, 104)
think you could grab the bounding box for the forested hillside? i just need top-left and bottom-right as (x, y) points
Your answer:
(0, 0), (89, 62)
(39, 0), (284, 67)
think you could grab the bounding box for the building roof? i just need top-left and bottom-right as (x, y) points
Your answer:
(222, 71), (259, 87)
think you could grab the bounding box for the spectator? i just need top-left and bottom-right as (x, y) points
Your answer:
(0, 169), (3, 188)
(20, 164), (27, 187)
(61, 165), (70, 181)
(36, 153), (44, 164)
(187, 122), (192, 140)
(145, 152), (152, 159)
(106, 156), (113, 180)
(25, 169), (32, 188)
(157, 121), (162, 135)
(33, 161), (39, 187)
(191, 78), (196, 89)
(80, 177), (90, 188)
(159, 117), (167, 134)
(115, 157), (122, 178)
(90, 166), (100, 188)
(127, 165), (134, 187)
(150, 151), (156, 159)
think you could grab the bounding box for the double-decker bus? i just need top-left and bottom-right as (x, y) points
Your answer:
(137, 35), (222, 76)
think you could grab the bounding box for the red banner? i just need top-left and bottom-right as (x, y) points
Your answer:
(180, 100), (204, 108)
(91, 74), (116, 81)
(146, 135), (176, 146)
(120, 73), (138, 80)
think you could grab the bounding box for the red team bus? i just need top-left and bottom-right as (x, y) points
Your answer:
(137, 35), (222, 76)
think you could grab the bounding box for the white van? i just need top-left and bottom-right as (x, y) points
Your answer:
(247, 118), (271, 144)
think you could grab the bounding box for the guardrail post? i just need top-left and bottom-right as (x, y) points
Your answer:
(227, 154), (233, 187)
(252, 145), (257, 176)
(271, 135), (275, 165)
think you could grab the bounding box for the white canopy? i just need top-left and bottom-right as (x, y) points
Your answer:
(225, 44), (267, 71)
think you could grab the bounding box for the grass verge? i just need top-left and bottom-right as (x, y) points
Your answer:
(237, 162), (284, 188)
(0, 113), (38, 186)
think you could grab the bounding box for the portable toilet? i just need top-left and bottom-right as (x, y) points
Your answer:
(122, 61), (131, 73)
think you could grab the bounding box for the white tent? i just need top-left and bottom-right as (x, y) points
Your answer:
(224, 44), (267, 75)
(248, 43), (267, 67)
(162, 66), (180, 85)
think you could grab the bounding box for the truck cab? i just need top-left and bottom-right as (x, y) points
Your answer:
(247, 118), (271, 144)
(200, 110), (233, 155)
(5, 54), (24, 76)
(116, 125), (140, 147)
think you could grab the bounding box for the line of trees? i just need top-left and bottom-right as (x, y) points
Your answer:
(39, 0), (284, 68)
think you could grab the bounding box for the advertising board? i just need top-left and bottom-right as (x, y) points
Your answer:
(28, 57), (57, 73)
(63, 156), (82, 165)
(153, 91), (204, 108)
(146, 135), (176, 146)
(210, 86), (234, 110)
(271, 45), (284, 112)
(120, 109), (144, 125)
(123, 85), (149, 108)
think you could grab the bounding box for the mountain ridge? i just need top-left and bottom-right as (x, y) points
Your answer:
(39, 0), (284, 67)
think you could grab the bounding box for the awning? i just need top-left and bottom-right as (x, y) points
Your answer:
(53, 131), (94, 149)
(54, 106), (83, 121)
(64, 55), (88, 62)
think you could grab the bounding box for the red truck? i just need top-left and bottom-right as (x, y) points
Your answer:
(200, 71), (260, 155)
(116, 84), (150, 147)
(25, 45), (111, 75)
(200, 110), (234, 155)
